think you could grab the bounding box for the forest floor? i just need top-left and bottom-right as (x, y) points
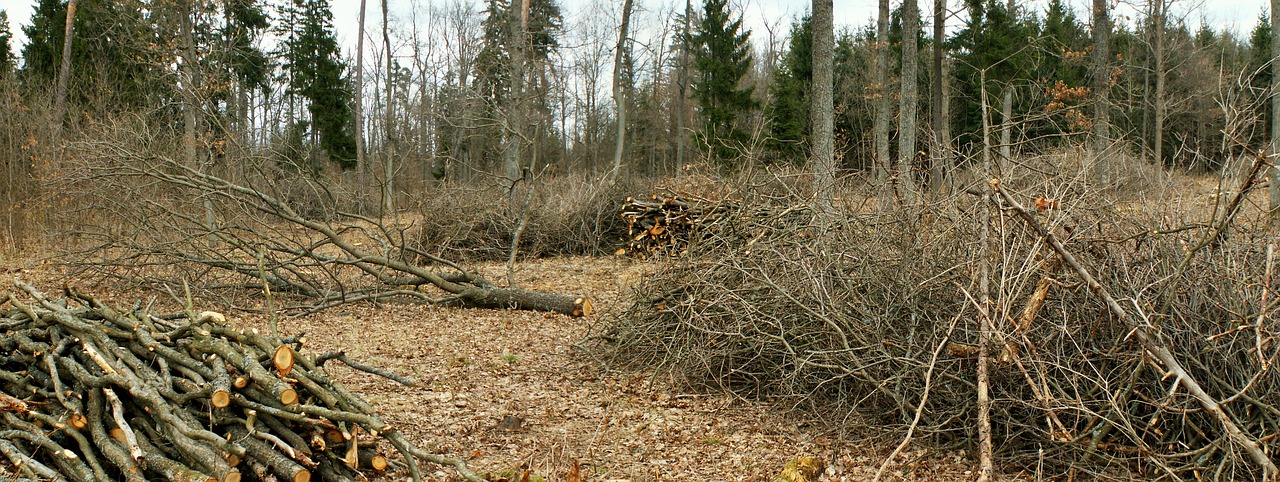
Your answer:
(3, 254), (998, 482)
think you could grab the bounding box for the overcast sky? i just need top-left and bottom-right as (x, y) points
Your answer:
(0, 0), (1270, 67)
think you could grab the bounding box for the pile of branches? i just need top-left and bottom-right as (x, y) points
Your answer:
(617, 191), (813, 258)
(598, 174), (1280, 480)
(0, 281), (482, 482)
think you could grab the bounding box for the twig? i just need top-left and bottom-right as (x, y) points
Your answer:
(872, 313), (960, 482)
(315, 352), (415, 386)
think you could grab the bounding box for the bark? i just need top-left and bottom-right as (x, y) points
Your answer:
(503, 0), (530, 186)
(873, 0), (891, 183)
(1091, 0), (1111, 171)
(976, 70), (995, 482)
(812, 0), (835, 218)
(609, 0), (635, 180)
(52, 0), (78, 133)
(930, 0), (947, 192)
(1153, 0), (1165, 168)
(1270, 0), (1280, 217)
(675, 0), (692, 174)
(898, 0), (920, 201)
(179, 0), (216, 241)
(382, 0), (395, 214)
(355, 0), (367, 175)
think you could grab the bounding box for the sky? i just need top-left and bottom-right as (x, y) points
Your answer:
(0, 0), (1271, 67)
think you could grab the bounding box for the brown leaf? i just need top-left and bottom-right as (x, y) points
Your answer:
(565, 460), (585, 482)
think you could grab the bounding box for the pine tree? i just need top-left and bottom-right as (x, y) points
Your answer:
(950, 0), (1032, 150)
(0, 10), (12, 75)
(278, 0), (357, 170)
(21, 0), (161, 110)
(690, 0), (756, 166)
(765, 15), (813, 163)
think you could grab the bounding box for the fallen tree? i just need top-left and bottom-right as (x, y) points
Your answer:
(0, 281), (482, 482)
(62, 138), (591, 317)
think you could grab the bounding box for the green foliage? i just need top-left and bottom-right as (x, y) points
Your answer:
(20, 0), (165, 111)
(765, 15), (812, 164)
(276, 0), (356, 168)
(690, 0), (756, 166)
(0, 10), (12, 74)
(949, 0), (1035, 148)
(222, 0), (272, 94)
(1037, 0), (1089, 88)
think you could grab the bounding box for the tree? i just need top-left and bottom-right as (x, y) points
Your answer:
(52, 0), (77, 132)
(897, 0), (919, 200)
(930, 0), (947, 192)
(0, 10), (13, 75)
(1091, 0), (1111, 164)
(812, 0), (835, 217)
(278, 0), (358, 170)
(873, 0), (891, 181)
(689, 0), (756, 166)
(1271, 0), (1279, 215)
(355, 0), (368, 174)
(766, 15), (812, 163)
(609, 0), (636, 179)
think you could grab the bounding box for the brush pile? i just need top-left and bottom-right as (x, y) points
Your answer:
(0, 281), (481, 482)
(618, 191), (814, 258)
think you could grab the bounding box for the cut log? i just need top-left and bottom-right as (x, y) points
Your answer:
(358, 447), (388, 472)
(274, 346), (295, 377)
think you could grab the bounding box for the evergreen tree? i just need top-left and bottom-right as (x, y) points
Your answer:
(1039, 0), (1089, 88)
(950, 0), (1033, 148)
(278, 0), (357, 169)
(689, 0), (756, 165)
(0, 10), (12, 74)
(21, 0), (162, 110)
(766, 15), (813, 163)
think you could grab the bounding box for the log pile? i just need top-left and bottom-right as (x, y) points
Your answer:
(0, 281), (482, 482)
(617, 192), (734, 258)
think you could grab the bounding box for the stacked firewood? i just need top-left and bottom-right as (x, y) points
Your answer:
(0, 281), (481, 482)
(617, 192), (735, 258)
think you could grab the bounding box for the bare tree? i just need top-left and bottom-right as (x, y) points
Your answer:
(1153, 0), (1167, 169)
(609, 0), (635, 180)
(382, 0), (395, 213)
(812, 0), (835, 217)
(898, 0), (919, 201)
(675, 0), (692, 173)
(52, 0), (78, 134)
(930, 0), (947, 192)
(503, 0), (530, 186)
(873, 0), (891, 183)
(356, 0), (368, 176)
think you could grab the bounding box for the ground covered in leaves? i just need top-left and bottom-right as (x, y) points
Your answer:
(2, 256), (996, 481)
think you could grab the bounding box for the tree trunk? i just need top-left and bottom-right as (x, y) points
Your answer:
(180, 0), (216, 240)
(930, 0), (947, 192)
(812, 0), (836, 217)
(609, 0), (635, 180)
(1153, 0), (1165, 169)
(382, 0), (395, 214)
(503, 0), (530, 187)
(976, 69), (995, 482)
(1269, 0), (1279, 217)
(355, 0), (367, 176)
(898, 0), (919, 201)
(675, 0), (692, 174)
(999, 89), (1011, 170)
(1091, 0), (1111, 175)
(873, 0), (891, 183)
(52, 0), (78, 134)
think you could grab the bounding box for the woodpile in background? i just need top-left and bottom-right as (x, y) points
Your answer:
(0, 281), (482, 482)
(618, 192), (732, 258)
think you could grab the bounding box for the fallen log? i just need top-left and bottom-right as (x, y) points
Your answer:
(0, 281), (483, 482)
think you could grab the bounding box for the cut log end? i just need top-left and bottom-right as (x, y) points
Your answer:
(211, 390), (231, 409)
(279, 388), (299, 406)
(69, 413), (88, 430)
(293, 470), (310, 482)
(223, 470), (241, 482)
(233, 376), (249, 389)
(273, 346), (295, 376)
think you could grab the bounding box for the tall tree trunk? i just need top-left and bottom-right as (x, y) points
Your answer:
(503, 0), (529, 187)
(355, 0), (367, 176)
(52, 0), (78, 134)
(998, 0), (1014, 171)
(976, 70), (995, 482)
(930, 0), (947, 192)
(180, 0), (215, 238)
(1091, 0), (1111, 175)
(382, 0), (394, 214)
(898, 0), (919, 201)
(1153, 0), (1166, 170)
(609, 0), (635, 180)
(873, 0), (891, 183)
(812, 0), (835, 217)
(1269, 0), (1279, 217)
(675, 0), (692, 174)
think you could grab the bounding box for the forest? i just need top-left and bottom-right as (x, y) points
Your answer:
(3, 0), (1280, 481)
